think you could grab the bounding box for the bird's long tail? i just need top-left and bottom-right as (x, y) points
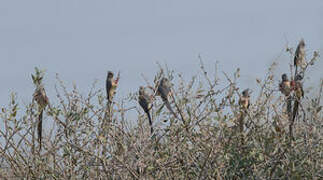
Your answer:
(292, 99), (299, 123)
(38, 109), (43, 151)
(163, 98), (178, 119)
(238, 111), (245, 146)
(289, 99), (299, 139)
(287, 96), (292, 119)
(102, 101), (112, 131)
(146, 111), (154, 135)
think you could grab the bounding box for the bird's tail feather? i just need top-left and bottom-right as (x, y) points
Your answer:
(238, 111), (245, 146)
(289, 99), (299, 139)
(38, 110), (43, 151)
(287, 96), (292, 118)
(164, 100), (178, 119)
(292, 100), (299, 122)
(146, 111), (154, 134)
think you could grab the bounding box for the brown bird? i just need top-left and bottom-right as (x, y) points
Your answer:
(106, 71), (120, 103)
(292, 74), (304, 122)
(138, 86), (153, 134)
(237, 89), (250, 145)
(33, 84), (49, 151)
(279, 74), (292, 97)
(157, 77), (178, 118)
(279, 74), (293, 117)
(239, 89), (250, 109)
(294, 39), (306, 75)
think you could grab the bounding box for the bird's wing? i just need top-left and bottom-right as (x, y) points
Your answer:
(159, 86), (170, 100)
(294, 54), (298, 66)
(279, 82), (283, 92)
(300, 84), (304, 97)
(41, 88), (49, 105)
(238, 97), (243, 106)
(294, 46), (300, 65)
(139, 96), (149, 113)
(106, 80), (112, 99)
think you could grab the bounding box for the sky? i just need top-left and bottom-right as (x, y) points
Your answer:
(0, 0), (322, 108)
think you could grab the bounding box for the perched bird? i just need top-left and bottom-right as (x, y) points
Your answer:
(279, 74), (293, 117)
(279, 74), (292, 97)
(237, 89), (251, 145)
(239, 89), (250, 109)
(292, 74), (304, 122)
(33, 84), (49, 151)
(106, 71), (120, 103)
(294, 39), (306, 74)
(138, 86), (153, 134)
(157, 78), (178, 118)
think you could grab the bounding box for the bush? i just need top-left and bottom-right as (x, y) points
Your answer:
(0, 43), (322, 179)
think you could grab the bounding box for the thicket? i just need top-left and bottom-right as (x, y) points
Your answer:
(0, 41), (322, 179)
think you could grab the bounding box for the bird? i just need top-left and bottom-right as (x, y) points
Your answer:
(239, 89), (250, 110)
(157, 77), (178, 118)
(106, 71), (120, 103)
(292, 74), (304, 122)
(294, 39), (306, 75)
(138, 86), (153, 134)
(237, 89), (251, 145)
(279, 74), (292, 97)
(33, 84), (49, 151)
(279, 74), (293, 117)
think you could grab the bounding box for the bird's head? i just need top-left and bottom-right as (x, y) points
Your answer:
(139, 86), (145, 95)
(160, 77), (169, 86)
(107, 71), (114, 79)
(299, 39), (305, 48)
(242, 89), (250, 97)
(282, 73), (288, 81)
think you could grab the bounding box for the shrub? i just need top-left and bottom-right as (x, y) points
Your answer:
(0, 42), (322, 179)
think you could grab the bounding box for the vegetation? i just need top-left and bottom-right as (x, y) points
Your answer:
(0, 42), (322, 179)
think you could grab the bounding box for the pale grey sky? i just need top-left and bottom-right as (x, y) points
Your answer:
(0, 0), (322, 106)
